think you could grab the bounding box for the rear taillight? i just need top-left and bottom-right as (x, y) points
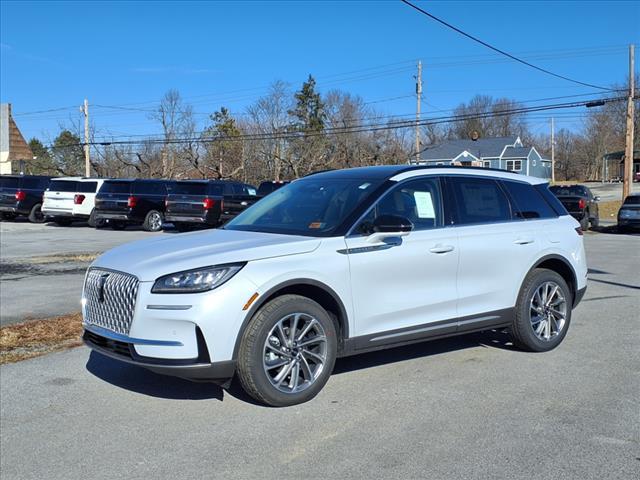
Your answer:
(203, 198), (216, 210)
(127, 196), (137, 208)
(74, 194), (86, 205)
(15, 191), (26, 201)
(575, 227), (584, 236)
(578, 199), (586, 209)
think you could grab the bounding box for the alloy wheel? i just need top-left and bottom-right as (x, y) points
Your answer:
(529, 281), (567, 341)
(262, 313), (328, 394)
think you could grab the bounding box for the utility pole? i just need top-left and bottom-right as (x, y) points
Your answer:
(623, 44), (635, 200)
(414, 60), (422, 163)
(81, 99), (90, 177)
(551, 117), (555, 183)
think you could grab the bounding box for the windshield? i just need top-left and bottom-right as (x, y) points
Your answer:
(100, 181), (131, 194)
(225, 178), (381, 236)
(549, 185), (587, 196)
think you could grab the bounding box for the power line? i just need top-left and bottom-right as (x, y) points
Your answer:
(400, 0), (612, 91)
(60, 96), (626, 148)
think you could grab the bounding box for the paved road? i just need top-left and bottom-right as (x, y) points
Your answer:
(0, 220), (160, 324)
(1, 233), (638, 480)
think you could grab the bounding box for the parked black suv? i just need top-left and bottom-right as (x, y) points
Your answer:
(165, 180), (258, 231)
(257, 180), (289, 197)
(0, 175), (52, 223)
(94, 179), (174, 231)
(549, 184), (600, 230)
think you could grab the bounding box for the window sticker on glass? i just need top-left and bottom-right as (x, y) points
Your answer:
(308, 222), (325, 229)
(358, 183), (371, 190)
(414, 191), (435, 218)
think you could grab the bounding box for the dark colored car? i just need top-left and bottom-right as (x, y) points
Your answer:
(0, 175), (52, 223)
(617, 194), (640, 231)
(257, 180), (289, 197)
(94, 179), (174, 232)
(549, 184), (600, 230)
(165, 180), (258, 231)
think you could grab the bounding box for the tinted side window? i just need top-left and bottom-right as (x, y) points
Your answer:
(76, 181), (98, 193)
(535, 184), (569, 215)
(448, 176), (511, 225)
(358, 177), (443, 233)
(49, 180), (78, 192)
(223, 183), (234, 196)
(208, 183), (224, 196)
(502, 181), (556, 220)
(101, 181), (131, 194)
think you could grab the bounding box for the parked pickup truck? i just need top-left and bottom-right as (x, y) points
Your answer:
(0, 174), (52, 223)
(165, 180), (258, 231)
(549, 184), (600, 230)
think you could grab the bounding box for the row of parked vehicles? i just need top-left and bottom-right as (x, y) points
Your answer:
(0, 175), (288, 231)
(1, 174), (639, 232)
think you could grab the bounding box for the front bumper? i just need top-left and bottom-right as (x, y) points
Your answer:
(574, 286), (587, 307)
(83, 325), (236, 382)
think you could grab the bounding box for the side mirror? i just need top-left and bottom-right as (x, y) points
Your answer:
(594, 196), (601, 202)
(366, 215), (413, 243)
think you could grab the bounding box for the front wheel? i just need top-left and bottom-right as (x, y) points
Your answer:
(143, 210), (163, 232)
(510, 268), (572, 352)
(28, 204), (45, 223)
(237, 294), (338, 407)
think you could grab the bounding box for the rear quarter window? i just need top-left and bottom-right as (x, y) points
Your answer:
(21, 178), (45, 189)
(535, 184), (569, 215)
(133, 181), (167, 195)
(76, 181), (98, 193)
(101, 181), (131, 194)
(173, 182), (207, 195)
(502, 181), (557, 219)
(0, 177), (20, 189)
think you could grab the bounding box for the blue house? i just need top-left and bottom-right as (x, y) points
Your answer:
(412, 135), (551, 179)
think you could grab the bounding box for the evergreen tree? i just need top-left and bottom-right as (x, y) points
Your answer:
(27, 138), (56, 175)
(51, 130), (84, 175)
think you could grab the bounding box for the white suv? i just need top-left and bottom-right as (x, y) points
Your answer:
(82, 166), (587, 406)
(43, 177), (105, 227)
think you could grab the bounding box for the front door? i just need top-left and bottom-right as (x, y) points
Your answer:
(344, 176), (459, 348)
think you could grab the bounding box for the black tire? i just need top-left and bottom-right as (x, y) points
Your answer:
(28, 204), (45, 223)
(109, 220), (126, 230)
(143, 210), (163, 232)
(87, 209), (105, 228)
(237, 294), (338, 407)
(53, 218), (73, 227)
(590, 215), (599, 229)
(511, 268), (572, 352)
(579, 214), (589, 231)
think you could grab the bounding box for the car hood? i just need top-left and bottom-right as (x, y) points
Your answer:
(92, 228), (321, 281)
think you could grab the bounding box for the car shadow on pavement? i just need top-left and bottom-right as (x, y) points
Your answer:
(333, 329), (517, 375)
(85, 352), (224, 401)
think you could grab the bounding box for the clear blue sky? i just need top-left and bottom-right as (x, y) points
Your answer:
(1, 0), (638, 143)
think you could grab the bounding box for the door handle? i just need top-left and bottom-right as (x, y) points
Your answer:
(429, 245), (454, 254)
(514, 238), (534, 245)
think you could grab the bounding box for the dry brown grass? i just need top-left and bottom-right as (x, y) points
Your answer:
(598, 200), (622, 220)
(0, 312), (83, 364)
(27, 253), (99, 264)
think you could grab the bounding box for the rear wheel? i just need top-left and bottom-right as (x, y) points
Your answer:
(590, 215), (599, 229)
(237, 294), (337, 407)
(511, 268), (572, 352)
(143, 210), (163, 232)
(28, 204), (45, 223)
(87, 209), (104, 228)
(579, 214), (589, 231)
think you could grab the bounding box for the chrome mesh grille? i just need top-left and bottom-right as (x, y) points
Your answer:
(83, 268), (139, 335)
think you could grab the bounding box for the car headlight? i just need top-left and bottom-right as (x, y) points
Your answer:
(151, 263), (245, 294)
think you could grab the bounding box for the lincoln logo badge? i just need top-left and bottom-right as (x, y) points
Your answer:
(98, 273), (110, 303)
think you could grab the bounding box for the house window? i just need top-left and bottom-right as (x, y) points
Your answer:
(483, 161), (491, 168)
(506, 160), (522, 171)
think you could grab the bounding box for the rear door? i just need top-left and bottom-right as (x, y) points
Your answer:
(96, 181), (131, 212)
(44, 179), (78, 214)
(447, 175), (539, 327)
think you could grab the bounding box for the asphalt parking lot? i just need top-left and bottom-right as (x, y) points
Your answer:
(0, 227), (638, 480)
(0, 220), (158, 324)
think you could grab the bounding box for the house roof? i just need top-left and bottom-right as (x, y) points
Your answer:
(502, 146), (532, 158)
(419, 136), (519, 161)
(0, 104), (33, 162)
